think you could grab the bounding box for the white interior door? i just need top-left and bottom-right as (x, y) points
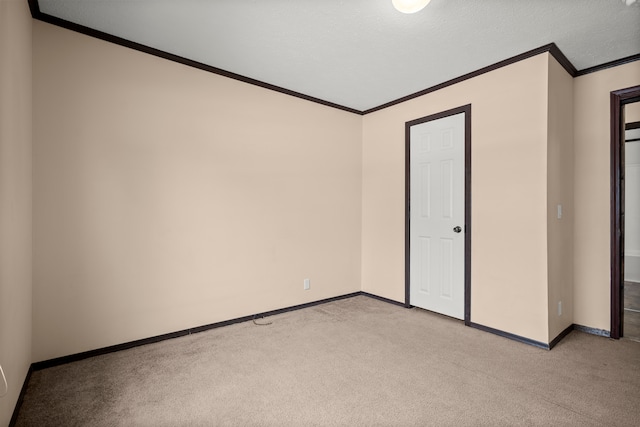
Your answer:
(409, 113), (465, 319)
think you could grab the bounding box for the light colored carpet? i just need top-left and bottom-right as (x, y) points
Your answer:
(14, 295), (640, 426)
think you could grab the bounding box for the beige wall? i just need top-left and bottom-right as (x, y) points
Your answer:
(0, 0), (33, 424)
(573, 61), (640, 331)
(27, 11), (640, 367)
(361, 54), (551, 343)
(33, 22), (363, 362)
(546, 57), (575, 340)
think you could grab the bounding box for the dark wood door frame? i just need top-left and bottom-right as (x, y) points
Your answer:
(404, 104), (472, 325)
(610, 86), (640, 339)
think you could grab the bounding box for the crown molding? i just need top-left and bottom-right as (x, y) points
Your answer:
(28, 0), (362, 115)
(577, 53), (640, 77)
(363, 43), (577, 114)
(28, 0), (639, 116)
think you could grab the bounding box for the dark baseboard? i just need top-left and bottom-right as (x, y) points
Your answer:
(468, 322), (550, 350)
(468, 322), (593, 350)
(31, 329), (190, 371)
(360, 291), (406, 307)
(573, 324), (611, 338)
(31, 292), (363, 371)
(8, 365), (33, 427)
(26, 293), (616, 372)
(549, 324), (574, 349)
(17, 292), (378, 423)
(189, 292), (361, 334)
(468, 322), (614, 351)
(11, 293), (614, 422)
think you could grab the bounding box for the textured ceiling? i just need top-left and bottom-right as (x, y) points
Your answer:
(37, 0), (640, 112)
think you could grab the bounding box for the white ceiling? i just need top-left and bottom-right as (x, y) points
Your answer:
(38, 0), (640, 112)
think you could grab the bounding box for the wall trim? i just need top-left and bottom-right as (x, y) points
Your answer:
(24, 292), (404, 374)
(466, 323), (612, 351)
(360, 291), (406, 307)
(13, 293), (592, 421)
(363, 44), (576, 114)
(27, 289), (586, 374)
(8, 366), (33, 427)
(29, 308), (603, 375)
(31, 292), (363, 371)
(573, 324), (611, 338)
(468, 322), (551, 350)
(576, 53), (640, 77)
(549, 324), (574, 349)
(28, 0), (640, 117)
(26, 0), (362, 116)
(15, 292), (379, 421)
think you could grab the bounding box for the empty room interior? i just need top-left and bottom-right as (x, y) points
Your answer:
(2, 0), (640, 425)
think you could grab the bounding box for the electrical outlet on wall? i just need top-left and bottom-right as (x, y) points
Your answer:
(304, 279), (310, 290)
(558, 301), (562, 316)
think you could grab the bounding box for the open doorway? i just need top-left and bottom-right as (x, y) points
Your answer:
(624, 119), (640, 341)
(610, 86), (640, 340)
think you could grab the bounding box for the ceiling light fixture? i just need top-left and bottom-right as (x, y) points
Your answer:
(392, 0), (431, 14)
